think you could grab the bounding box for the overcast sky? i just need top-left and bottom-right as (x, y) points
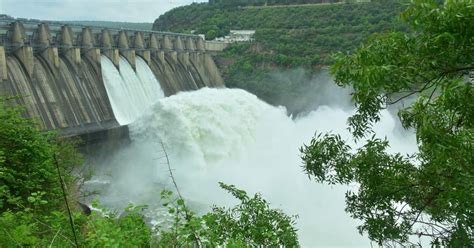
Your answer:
(1, 0), (207, 23)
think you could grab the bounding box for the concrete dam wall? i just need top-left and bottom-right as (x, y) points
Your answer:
(0, 20), (224, 137)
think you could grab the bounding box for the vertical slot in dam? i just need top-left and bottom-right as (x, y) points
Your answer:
(101, 55), (165, 125)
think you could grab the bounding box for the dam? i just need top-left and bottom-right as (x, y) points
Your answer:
(0, 19), (224, 140)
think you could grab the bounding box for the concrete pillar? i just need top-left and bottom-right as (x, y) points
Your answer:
(60, 25), (74, 49)
(9, 21), (25, 47)
(81, 27), (94, 48)
(155, 51), (165, 62)
(118, 31), (129, 49)
(118, 30), (135, 70)
(101, 29), (119, 68)
(86, 48), (101, 65)
(150, 50), (165, 63)
(134, 32), (150, 64)
(149, 34), (165, 61)
(34, 23), (60, 69)
(37, 23), (51, 48)
(42, 47), (60, 68)
(101, 29), (113, 49)
(139, 50), (151, 65)
(81, 27), (100, 64)
(149, 34), (159, 51)
(29, 23), (59, 69)
(174, 36), (184, 51)
(168, 51), (178, 61)
(133, 32), (145, 49)
(15, 46), (35, 76)
(67, 48), (82, 65)
(185, 37), (196, 51)
(59, 25), (81, 64)
(196, 37), (206, 51)
(0, 47), (7, 81)
(10, 22), (34, 76)
(162, 35), (173, 51)
(178, 51), (190, 65)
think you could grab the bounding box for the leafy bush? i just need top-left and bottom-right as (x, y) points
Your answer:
(0, 98), (81, 212)
(84, 204), (152, 247)
(157, 183), (299, 247)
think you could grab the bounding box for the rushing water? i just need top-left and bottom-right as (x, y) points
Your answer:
(101, 55), (165, 125)
(85, 82), (417, 247)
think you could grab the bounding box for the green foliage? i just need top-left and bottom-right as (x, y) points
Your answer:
(210, 0), (345, 7)
(206, 29), (218, 40)
(0, 100), (151, 247)
(0, 98), (82, 212)
(204, 182), (299, 247)
(0, 210), (72, 246)
(157, 183), (299, 247)
(0, 203), (153, 247)
(301, 0), (473, 246)
(84, 204), (152, 247)
(155, 1), (407, 65)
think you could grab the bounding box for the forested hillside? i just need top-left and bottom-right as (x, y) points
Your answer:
(209, 0), (345, 6)
(154, 1), (408, 114)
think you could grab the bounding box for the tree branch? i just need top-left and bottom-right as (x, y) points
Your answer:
(158, 141), (203, 248)
(53, 154), (79, 248)
(48, 228), (62, 248)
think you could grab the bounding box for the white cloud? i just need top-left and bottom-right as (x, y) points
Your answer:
(1, 0), (207, 22)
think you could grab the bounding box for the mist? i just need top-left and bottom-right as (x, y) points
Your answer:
(270, 68), (354, 115)
(83, 73), (417, 247)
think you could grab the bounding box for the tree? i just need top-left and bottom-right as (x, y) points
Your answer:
(206, 29), (218, 40)
(0, 98), (81, 213)
(301, 0), (473, 246)
(0, 98), (86, 246)
(158, 182), (299, 247)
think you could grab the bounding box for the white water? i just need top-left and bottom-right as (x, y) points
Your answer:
(101, 55), (165, 125)
(86, 85), (418, 247)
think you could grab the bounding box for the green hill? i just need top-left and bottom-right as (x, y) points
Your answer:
(154, 1), (405, 65)
(208, 0), (346, 7)
(154, 1), (408, 114)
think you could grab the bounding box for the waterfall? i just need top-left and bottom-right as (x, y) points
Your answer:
(85, 86), (417, 247)
(101, 55), (165, 125)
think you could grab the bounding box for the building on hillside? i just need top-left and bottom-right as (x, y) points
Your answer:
(229, 30), (256, 42)
(214, 30), (255, 43)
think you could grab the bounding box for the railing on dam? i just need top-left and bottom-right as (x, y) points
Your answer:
(0, 18), (228, 67)
(0, 19), (209, 68)
(0, 18), (202, 50)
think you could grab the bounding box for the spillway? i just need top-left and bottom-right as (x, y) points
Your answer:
(101, 55), (165, 125)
